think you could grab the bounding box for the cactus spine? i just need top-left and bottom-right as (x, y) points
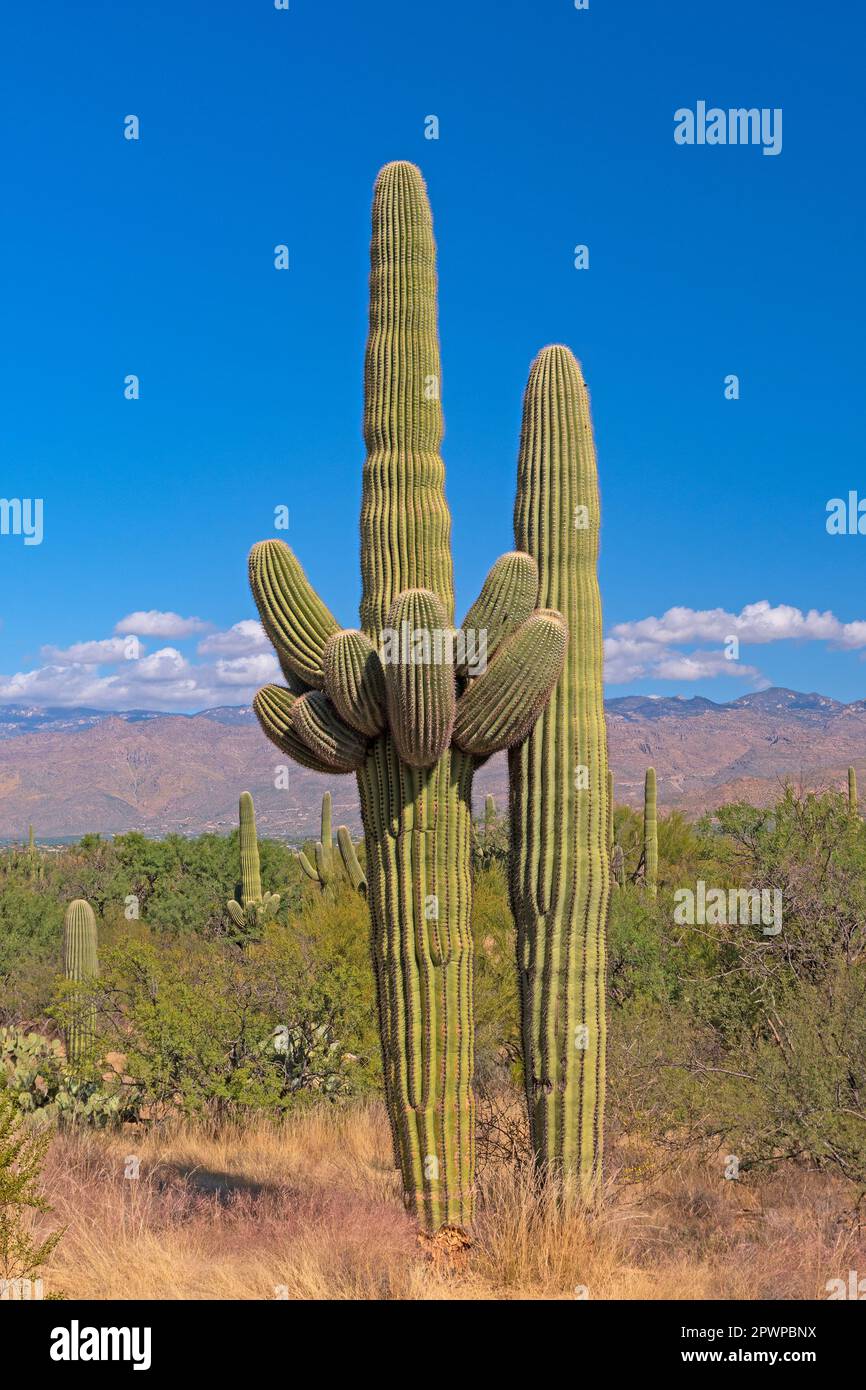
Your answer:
(508, 345), (610, 1198)
(248, 163), (565, 1230)
(643, 767), (658, 898)
(297, 792), (367, 894)
(226, 792), (281, 938)
(62, 899), (99, 1065)
(848, 767), (858, 816)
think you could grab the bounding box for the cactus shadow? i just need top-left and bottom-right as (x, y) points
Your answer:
(155, 1163), (286, 1206)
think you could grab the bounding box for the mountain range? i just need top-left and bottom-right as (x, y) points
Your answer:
(0, 689), (863, 840)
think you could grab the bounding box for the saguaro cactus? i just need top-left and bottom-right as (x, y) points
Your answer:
(608, 770), (625, 888)
(249, 162), (566, 1231)
(62, 899), (99, 1065)
(227, 792), (281, 938)
(643, 767), (658, 898)
(26, 824), (41, 881)
(848, 767), (858, 817)
(297, 791), (368, 894)
(508, 345), (610, 1198)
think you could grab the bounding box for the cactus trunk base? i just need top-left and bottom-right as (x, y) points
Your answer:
(359, 738), (475, 1231)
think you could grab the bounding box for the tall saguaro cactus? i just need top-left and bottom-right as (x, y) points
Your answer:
(249, 162), (566, 1231)
(643, 767), (658, 898)
(62, 899), (99, 1065)
(848, 767), (858, 817)
(226, 792), (281, 938)
(508, 345), (610, 1198)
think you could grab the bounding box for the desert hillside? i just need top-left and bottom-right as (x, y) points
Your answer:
(0, 688), (864, 838)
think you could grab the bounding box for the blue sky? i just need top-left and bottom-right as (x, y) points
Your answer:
(2, 0), (865, 710)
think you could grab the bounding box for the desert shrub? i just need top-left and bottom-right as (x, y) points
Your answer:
(84, 878), (379, 1119)
(0, 886), (64, 1024)
(607, 788), (866, 1187)
(472, 863), (520, 1087)
(0, 1088), (62, 1285)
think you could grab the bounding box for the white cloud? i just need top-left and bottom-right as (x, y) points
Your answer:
(609, 601), (866, 651)
(212, 654), (281, 686)
(0, 640), (278, 712)
(14, 596), (864, 711)
(604, 600), (866, 686)
(39, 637), (143, 667)
(197, 620), (270, 657)
(115, 610), (210, 639)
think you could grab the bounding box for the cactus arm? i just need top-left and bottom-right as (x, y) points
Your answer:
(644, 767), (658, 897)
(315, 791), (335, 881)
(314, 841), (330, 883)
(323, 630), (387, 736)
(296, 849), (320, 882)
(508, 344), (610, 1197)
(249, 540), (340, 688)
(226, 899), (246, 929)
(254, 685), (335, 773)
(453, 610), (567, 757)
(382, 589), (456, 769)
(359, 162), (453, 635)
(253, 685), (367, 774)
(290, 692), (368, 772)
(337, 825), (367, 894)
(262, 891), (281, 919)
(456, 551), (539, 679)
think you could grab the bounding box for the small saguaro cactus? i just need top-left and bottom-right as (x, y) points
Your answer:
(508, 345), (611, 1199)
(297, 792), (367, 894)
(848, 767), (858, 816)
(475, 792), (507, 870)
(62, 899), (99, 1065)
(607, 768), (615, 858)
(248, 162), (566, 1231)
(643, 767), (658, 898)
(608, 770), (625, 887)
(226, 792), (281, 938)
(26, 824), (41, 881)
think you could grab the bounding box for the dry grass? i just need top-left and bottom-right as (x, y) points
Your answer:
(37, 1103), (864, 1301)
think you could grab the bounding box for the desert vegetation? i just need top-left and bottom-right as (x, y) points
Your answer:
(1, 161), (863, 1303)
(1, 782), (865, 1299)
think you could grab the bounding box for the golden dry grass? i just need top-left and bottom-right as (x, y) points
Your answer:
(36, 1103), (865, 1301)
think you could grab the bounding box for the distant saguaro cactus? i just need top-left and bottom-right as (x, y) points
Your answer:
(848, 767), (858, 817)
(226, 792), (281, 939)
(297, 792), (367, 894)
(26, 824), (42, 881)
(608, 770), (625, 887)
(62, 899), (99, 1065)
(508, 345), (610, 1199)
(643, 767), (658, 898)
(248, 163), (566, 1231)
